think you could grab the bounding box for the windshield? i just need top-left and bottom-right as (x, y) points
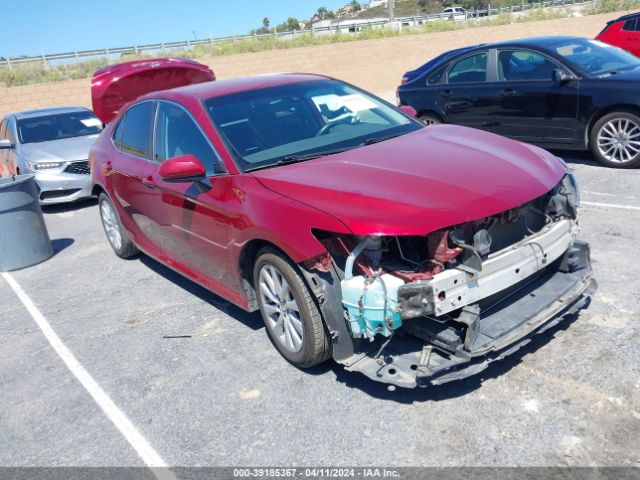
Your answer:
(204, 79), (421, 171)
(549, 38), (640, 75)
(17, 111), (102, 144)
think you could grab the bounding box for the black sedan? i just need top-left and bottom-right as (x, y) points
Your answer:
(397, 36), (640, 168)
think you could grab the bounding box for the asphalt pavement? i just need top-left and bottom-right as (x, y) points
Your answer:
(1, 147), (639, 469)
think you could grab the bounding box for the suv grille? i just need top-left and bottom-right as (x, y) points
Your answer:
(64, 160), (90, 175)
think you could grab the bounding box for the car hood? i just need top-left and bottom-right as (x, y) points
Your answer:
(595, 65), (640, 81)
(19, 134), (99, 162)
(251, 125), (566, 236)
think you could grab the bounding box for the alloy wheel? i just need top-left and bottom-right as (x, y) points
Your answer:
(258, 263), (304, 353)
(596, 117), (640, 164)
(100, 200), (122, 251)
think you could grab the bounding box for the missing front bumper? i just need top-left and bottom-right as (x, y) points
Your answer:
(342, 242), (595, 388)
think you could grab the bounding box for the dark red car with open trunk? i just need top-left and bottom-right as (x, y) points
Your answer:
(89, 60), (594, 388)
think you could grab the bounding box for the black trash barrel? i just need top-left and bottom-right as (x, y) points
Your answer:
(0, 175), (53, 271)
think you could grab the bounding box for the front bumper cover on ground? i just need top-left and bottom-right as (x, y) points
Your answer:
(343, 241), (595, 388)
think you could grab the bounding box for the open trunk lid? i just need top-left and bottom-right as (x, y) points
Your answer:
(91, 57), (215, 124)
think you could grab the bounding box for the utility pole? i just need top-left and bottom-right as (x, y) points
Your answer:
(388, 0), (395, 21)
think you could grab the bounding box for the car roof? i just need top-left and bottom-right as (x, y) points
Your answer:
(609, 11), (640, 23)
(139, 73), (333, 102)
(475, 35), (586, 49)
(14, 106), (93, 120)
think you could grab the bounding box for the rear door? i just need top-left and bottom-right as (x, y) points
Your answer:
(437, 50), (499, 131)
(109, 100), (166, 251)
(489, 48), (579, 145)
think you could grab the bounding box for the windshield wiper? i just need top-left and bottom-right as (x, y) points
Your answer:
(360, 133), (404, 146)
(244, 147), (353, 172)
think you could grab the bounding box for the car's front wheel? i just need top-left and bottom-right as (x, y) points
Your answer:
(253, 248), (331, 368)
(591, 110), (640, 168)
(99, 193), (139, 258)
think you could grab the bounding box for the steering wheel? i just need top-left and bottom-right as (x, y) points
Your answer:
(315, 115), (359, 136)
(316, 121), (343, 136)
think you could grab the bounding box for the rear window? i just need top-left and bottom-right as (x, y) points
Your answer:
(17, 111), (102, 144)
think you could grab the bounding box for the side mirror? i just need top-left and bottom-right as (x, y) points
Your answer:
(399, 105), (418, 118)
(0, 139), (13, 149)
(159, 154), (212, 193)
(158, 154), (206, 182)
(552, 69), (571, 83)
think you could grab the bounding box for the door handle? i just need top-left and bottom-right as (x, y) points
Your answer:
(142, 176), (156, 190)
(440, 90), (453, 98)
(499, 88), (516, 97)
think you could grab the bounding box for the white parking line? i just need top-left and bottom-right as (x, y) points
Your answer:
(582, 201), (640, 212)
(1, 271), (175, 479)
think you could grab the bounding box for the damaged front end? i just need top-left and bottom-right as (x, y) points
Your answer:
(306, 173), (595, 388)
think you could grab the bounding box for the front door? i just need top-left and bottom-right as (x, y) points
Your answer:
(151, 100), (234, 285)
(490, 49), (580, 145)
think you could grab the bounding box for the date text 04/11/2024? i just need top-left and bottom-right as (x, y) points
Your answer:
(232, 468), (401, 478)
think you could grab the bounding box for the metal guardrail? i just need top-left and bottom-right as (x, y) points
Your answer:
(0, 0), (595, 68)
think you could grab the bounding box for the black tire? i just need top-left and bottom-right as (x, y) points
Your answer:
(590, 110), (640, 168)
(419, 113), (442, 127)
(253, 248), (331, 368)
(98, 193), (139, 258)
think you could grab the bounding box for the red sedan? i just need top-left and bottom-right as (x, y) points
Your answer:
(90, 64), (594, 388)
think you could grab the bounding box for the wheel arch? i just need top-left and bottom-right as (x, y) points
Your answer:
(91, 183), (106, 198)
(238, 239), (291, 312)
(585, 104), (640, 148)
(417, 109), (445, 123)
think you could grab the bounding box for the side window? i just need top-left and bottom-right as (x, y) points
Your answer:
(622, 18), (637, 31)
(498, 50), (561, 81)
(154, 102), (224, 174)
(447, 53), (487, 84)
(428, 66), (446, 84)
(112, 117), (125, 148)
(119, 102), (154, 158)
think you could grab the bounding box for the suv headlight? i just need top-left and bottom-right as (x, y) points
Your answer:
(26, 161), (65, 171)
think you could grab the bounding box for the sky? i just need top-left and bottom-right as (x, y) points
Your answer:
(1, 0), (350, 58)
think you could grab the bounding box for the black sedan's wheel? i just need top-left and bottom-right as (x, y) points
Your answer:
(591, 111), (640, 168)
(419, 114), (442, 127)
(253, 248), (331, 368)
(99, 193), (139, 258)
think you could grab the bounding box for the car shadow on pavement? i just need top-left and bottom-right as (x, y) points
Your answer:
(41, 198), (97, 214)
(138, 255), (264, 331)
(51, 238), (75, 255)
(331, 305), (587, 403)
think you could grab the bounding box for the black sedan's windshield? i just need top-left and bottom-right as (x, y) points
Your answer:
(204, 79), (421, 171)
(17, 111), (102, 144)
(550, 38), (640, 76)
